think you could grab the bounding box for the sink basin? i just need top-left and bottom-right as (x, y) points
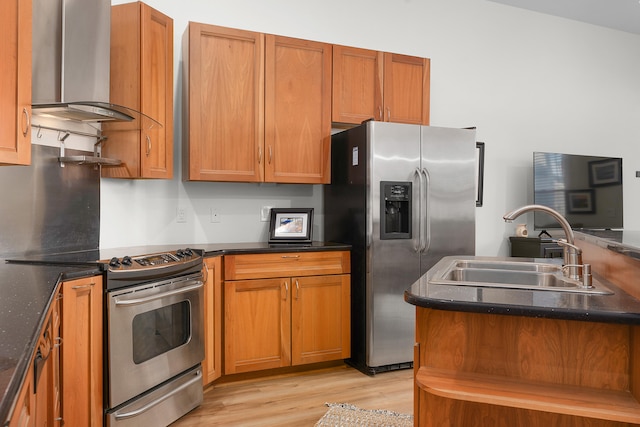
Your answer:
(452, 260), (560, 273)
(429, 257), (613, 295)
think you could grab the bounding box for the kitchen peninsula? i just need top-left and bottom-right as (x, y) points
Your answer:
(405, 230), (640, 426)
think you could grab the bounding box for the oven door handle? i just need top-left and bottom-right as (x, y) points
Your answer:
(114, 369), (202, 420)
(114, 281), (203, 306)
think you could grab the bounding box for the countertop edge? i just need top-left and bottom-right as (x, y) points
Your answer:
(404, 289), (640, 325)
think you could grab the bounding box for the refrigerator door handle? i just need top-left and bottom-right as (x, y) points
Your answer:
(421, 168), (432, 253)
(414, 168), (424, 252)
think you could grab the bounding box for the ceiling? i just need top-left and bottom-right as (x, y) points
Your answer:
(488, 0), (640, 35)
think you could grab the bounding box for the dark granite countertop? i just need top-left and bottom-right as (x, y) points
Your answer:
(0, 241), (349, 423)
(405, 255), (640, 325)
(0, 262), (100, 424)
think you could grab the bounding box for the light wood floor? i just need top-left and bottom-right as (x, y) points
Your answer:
(172, 364), (414, 426)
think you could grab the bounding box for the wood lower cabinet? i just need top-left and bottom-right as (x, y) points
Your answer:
(203, 256), (223, 385)
(60, 276), (103, 427)
(332, 45), (430, 125)
(0, 0), (31, 166)
(183, 23), (331, 184)
(102, 1), (173, 179)
(7, 290), (61, 427)
(224, 251), (350, 374)
(8, 373), (33, 427)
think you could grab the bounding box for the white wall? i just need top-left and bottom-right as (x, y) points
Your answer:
(98, 0), (640, 252)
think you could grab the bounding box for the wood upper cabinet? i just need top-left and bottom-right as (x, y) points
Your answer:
(102, 1), (174, 179)
(0, 0), (32, 166)
(183, 23), (264, 182)
(332, 46), (383, 124)
(264, 35), (332, 184)
(224, 251), (350, 374)
(384, 53), (430, 124)
(183, 23), (331, 184)
(332, 45), (430, 125)
(60, 276), (102, 427)
(203, 256), (223, 385)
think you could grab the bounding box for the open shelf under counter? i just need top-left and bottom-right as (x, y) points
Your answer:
(416, 366), (640, 424)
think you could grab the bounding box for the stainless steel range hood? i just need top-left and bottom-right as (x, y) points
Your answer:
(31, 0), (136, 122)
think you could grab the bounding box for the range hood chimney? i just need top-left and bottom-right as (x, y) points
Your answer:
(31, 0), (136, 122)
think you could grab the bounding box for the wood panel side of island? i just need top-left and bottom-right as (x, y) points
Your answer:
(414, 307), (640, 426)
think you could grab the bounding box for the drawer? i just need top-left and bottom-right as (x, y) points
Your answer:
(224, 251), (350, 280)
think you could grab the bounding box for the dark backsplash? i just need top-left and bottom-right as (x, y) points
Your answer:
(0, 144), (100, 257)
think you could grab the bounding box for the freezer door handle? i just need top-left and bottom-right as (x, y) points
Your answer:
(420, 168), (432, 253)
(414, 168), (423, 252)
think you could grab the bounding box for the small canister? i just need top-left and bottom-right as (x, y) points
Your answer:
(515, 223), (528, 237)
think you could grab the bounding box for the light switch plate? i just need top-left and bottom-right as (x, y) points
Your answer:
(261, 206), (273, 222)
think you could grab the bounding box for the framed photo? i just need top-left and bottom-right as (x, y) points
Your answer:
(588, 158), (622, 187)
(268, 208), (313, 243)
(566, 189), (595, 214)
(476, 142), (485, 207)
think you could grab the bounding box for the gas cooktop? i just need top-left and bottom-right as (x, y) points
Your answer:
(4, 245), (203, 270)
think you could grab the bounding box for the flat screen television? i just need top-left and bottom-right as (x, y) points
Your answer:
(533, 152), (623, 230)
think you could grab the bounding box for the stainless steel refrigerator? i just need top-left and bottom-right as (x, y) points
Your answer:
(324, 121), (476, 374)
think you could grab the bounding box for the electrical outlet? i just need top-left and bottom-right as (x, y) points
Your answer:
(261, 206), (273, 222)
(177, 207), (187, 223)
(210, 208), (221, 223)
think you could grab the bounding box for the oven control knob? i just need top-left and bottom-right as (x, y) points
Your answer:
(176, 249), (185, 258)
(121, 256), (132, 266)
(109, 257), (121, 268)
(184, 248), (193, 256)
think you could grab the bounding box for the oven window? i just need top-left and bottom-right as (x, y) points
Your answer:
(132, 301), (190, 364)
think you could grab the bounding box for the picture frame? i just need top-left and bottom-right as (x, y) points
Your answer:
(476, 142), (485, 207)
(566, 189), (595, 214)
(268, 208), (313, 244)
(588, 158), (622, 187)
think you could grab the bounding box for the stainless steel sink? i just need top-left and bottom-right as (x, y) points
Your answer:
(429, 257), (613, 295)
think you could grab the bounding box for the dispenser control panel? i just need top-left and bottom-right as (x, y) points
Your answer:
(380, 181), (412, 240)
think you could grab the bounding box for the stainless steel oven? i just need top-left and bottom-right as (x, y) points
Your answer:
(104, 249), (204, 427)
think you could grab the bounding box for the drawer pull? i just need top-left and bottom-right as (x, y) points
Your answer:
(71, 282), (96, 290)
(281, 255), (300, 259)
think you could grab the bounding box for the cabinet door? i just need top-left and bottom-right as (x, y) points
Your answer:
(61, 276), (102, 427)
(0, 0), (31, 166)
(139, 3), (173, 178)
(203, 257), (222, 385)
(8, 373), (34, 427)
(332, 45), (383, 124)
(34, 314), (53, 427)
(51, 292), (61, 427)
(383, 53), (430, 125)
(224, 278), (291, 374)
(103, 2), (173, 179)
(184, 23), (264, 182)
(292, 274), (351, 365)
(265, 35), (331, 184)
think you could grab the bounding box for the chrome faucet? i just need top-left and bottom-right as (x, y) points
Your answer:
(503, 204), (587, 283)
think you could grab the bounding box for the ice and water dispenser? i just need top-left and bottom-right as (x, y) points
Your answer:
(380, 181), (412, 239)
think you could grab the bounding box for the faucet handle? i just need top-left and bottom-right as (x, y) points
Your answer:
(556, 239), (582, 253)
